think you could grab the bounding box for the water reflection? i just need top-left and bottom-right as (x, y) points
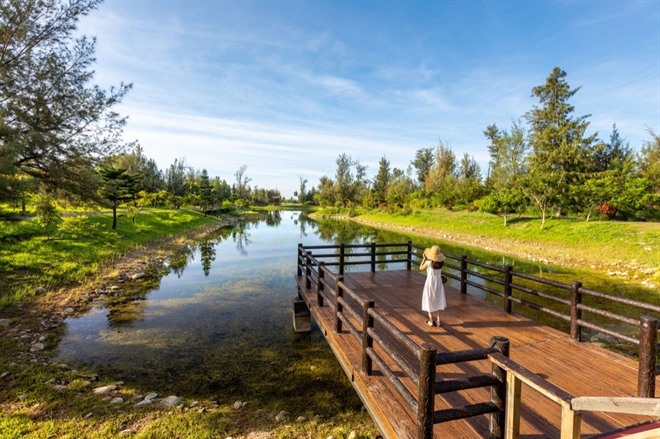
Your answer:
(56, 211), (657, 408)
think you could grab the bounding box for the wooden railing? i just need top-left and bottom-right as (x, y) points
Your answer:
(297, 242), (659, 400)
(297, 242), (660, 438)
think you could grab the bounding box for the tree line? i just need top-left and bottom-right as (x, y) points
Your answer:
(0, 0), (281, 230)
(306, 67), (660, 226)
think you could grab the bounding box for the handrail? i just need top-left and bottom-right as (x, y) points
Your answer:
(299, 242), (660, 396)
(297, 243), (660, 439)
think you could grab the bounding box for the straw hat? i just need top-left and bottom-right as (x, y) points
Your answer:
(423, 245), (446, 262)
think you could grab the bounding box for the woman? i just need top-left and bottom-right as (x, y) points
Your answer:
(420, 245), (447, 326)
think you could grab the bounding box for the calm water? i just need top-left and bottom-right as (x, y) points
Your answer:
(56, 211), (658, 404)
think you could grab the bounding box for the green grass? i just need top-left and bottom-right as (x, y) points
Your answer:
(0, 208), (219, 306)
(313, 207), (660, 284)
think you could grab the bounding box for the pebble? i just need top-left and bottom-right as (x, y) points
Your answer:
(0, 318), (12, 327)
(296, 416), (306, 422)
(1, 372), (9, 379)
(348, 431), (358, 439)
(93, 384), (118, 394)
(110, 397), (124, 404)
(84, 412), (93, 418)
(30, 342), (45, 352)
(275, 410), (287, 422)
(233, 400), (246, 409)
(160, 395), (181, 407)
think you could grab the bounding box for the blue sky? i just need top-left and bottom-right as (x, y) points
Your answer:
(79, 0), (660, 197)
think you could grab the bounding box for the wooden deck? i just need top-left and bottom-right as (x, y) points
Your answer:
(295, 269), (660, 439)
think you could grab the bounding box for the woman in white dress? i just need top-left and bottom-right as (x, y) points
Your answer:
(420, 245), (446, 327)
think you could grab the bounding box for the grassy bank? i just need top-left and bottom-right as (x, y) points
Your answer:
(0, 209), (221, 307)
(313, 208), (660, 287)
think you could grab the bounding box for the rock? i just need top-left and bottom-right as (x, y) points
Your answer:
(0, 318), (12, 328)
(35, 287), (47, 295)
(30, 342), (45, 352)
(1, 371), (9, 379)
(296, 416), (306, 422)
(144, 392), (158, 401)
(275, 410), (287, 422)
(84, 412), (93, 418)
(64, 308), (75, 315)
(160, 395), (181, 407)
(18, 394), (27, 401)
(348, 431), (358, 439)
(190, 401), (199, 408)
(110, 397), (124, 404)
(93, 384), (117, 394)
(233, 400), (245, 409)
(53, 384), (68, 391)
(131, 273), (145, 280)
(134, 399), (152, 407)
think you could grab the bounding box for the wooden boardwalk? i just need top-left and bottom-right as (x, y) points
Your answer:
(295, 269), (659, 438)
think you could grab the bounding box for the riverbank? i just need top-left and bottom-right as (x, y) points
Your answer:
(310, 209), (659, 290)
(0, 212), (377, 439)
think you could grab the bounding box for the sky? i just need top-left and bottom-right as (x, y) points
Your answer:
(78, 0), (660, 198)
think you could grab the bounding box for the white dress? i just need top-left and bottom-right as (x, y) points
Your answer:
(421, 261), (447, 312)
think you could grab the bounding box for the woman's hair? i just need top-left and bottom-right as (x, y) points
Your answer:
(432, 260), (443, 270)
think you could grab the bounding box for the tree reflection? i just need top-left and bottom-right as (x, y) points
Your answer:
(231, 223), (252, 256)
(264, 210), (282, 227)
(199, 239), (216, 276)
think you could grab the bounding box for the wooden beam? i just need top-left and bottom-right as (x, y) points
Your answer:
(505, 374), (522, 439)
(571, 397), (660, 417)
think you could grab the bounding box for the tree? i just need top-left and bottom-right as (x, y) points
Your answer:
(411, 147), (434, 187)
(165, 157), (188, 207)
(198, 169), (213, 212)
(234, 165), (251, 199)
(99, 166), (139, 230)
(34, 191), (61, 239)
(524, 67), (597, 222)
(593, 124), (632, 172)
(0, 0), (132, 196)
(425, 141), (457, 206)
(298, 175), (308, 204)
(372, 156), (391, 206)
(639, 128), (660, 194)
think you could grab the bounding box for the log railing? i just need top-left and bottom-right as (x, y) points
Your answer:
(296, 243), (660, 439)
(298, 242), (659, 400)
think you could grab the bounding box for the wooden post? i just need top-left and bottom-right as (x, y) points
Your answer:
(305, 251), (312, 289)
(503, 265), (513, 314)
(417, 344), (436, 439)
(371, 242), (376, 273)
(570, 281), (582, 342)
(504, 374), (521, 439)
(407, 241), (413, 271)
(297, 243), (303, 276)
(637, 316), (657, 398)
(335, 276), (344, 333)
(460, 256), (468, 294)
(559, 406), (581, 439)
(361, 300), (375, 375)
(316, 261), (325, 307)
(339, 243), (346, 275)
(490, 336), (509, 439)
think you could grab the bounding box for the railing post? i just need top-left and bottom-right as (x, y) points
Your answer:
(297, 243), (303, 276)
(490, 336), (509, 439)
(637, 316), (657, 398)
(361, 300), (375, 375)
(335, 276), (344, 333)
(371, 242), (376, 273)
(316, 261), (325, 307)
(407, 240), (413, 271)
(305, 252), (312, 289)
(418, 343), (436, 439)
(503, 265), (513, 314)
(339, 243), (346, 275)
(460, 256), (468, 294)
(570, 281), (582, 342)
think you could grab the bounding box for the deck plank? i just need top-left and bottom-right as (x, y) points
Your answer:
(296, 269), (659, 439)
